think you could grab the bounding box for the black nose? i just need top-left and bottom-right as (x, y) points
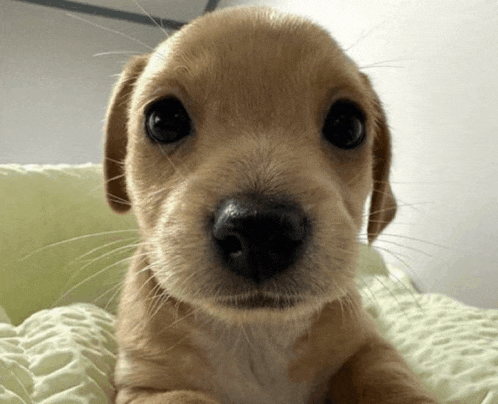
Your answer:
(212, 196), (309, 284)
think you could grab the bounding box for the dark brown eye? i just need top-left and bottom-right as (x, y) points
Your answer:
(145, 98), (192, 144)
(322, 100), (366, 149)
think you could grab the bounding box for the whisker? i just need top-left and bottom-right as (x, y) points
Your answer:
(342, 292), (361, 323)
(146, 281), (167, 321)
(365, 200), (435, 219)
(386, 268), (424, 312)
(100, 282), (124, 311)
(369, 238), (435, 259)
(167, 302), (194, 327)
(67, 12), (154, 51)
(130, 0), (170, 37)
(72, 237), (139, 264)
(375, 233), (455, 252)
(60, 238), (139, 292)
(359, 59), (411, 70)
(107, 194), (132, 207)
(20, 229), (139, 261)
(371, 273), (413, 314)
(370, 243), (411, 269)
(93, 51), (140, 57)
(345, 14), (393, 52)
(72, 243), (141, 279)
(357, 277), (380, 308)
(360, 65), (405, 70)
(240, 322), (256, 351)
(345, 2), (408, 53)
(369, 245), (436, 310)
(53, 253), (135, 308)
(104, 156), (126, 167)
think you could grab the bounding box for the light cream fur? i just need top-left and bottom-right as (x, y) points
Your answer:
(104, 6), (437, 404)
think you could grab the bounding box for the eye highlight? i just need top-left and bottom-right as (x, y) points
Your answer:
(144, 97), (192, 144)
(322, 100), (366, 149)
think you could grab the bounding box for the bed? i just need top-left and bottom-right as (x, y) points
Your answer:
(1, 164), (497, 403)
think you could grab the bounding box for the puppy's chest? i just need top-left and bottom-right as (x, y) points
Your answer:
(193, 322), (316, 404)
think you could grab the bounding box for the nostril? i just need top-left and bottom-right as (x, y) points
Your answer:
(280, 211), (307, 241)
(217, 234), (243, 257)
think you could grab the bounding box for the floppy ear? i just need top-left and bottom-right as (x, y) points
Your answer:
(103, 54), (149, 213)
(360, 74), (397, 243)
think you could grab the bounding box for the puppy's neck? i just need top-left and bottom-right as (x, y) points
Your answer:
(190, 312), (316, 404)
(193, 309), (313, 350)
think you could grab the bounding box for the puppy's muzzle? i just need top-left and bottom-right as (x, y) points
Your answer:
(212, 195), (310, 284)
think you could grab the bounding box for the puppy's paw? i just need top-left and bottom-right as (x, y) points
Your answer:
(115, 389), (221, 404)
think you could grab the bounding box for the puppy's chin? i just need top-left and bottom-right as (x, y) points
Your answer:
(193, 293), (335, 324)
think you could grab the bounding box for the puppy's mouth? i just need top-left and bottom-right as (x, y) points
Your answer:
(217, 293), (303, 310)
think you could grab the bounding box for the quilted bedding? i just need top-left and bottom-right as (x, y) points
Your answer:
(0, 304), (116, 403)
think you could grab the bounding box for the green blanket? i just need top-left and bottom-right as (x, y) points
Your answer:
(1, 164), (137, 324)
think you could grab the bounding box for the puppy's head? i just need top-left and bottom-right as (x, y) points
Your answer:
(104, 7), (396, 322)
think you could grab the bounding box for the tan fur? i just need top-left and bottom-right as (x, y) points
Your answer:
(104, 6), (437, 404)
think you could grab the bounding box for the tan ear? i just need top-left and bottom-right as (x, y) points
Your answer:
(103, 54), (149, 213)
(360, 74), (397, 243)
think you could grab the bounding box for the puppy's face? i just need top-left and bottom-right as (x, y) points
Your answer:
(105, 7), (396, 322)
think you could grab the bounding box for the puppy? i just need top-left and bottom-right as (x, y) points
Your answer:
(104, 6), (438, 404)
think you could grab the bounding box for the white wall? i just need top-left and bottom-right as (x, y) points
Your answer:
(1, 0), (195, 164)
(2, 0), (497, 308)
